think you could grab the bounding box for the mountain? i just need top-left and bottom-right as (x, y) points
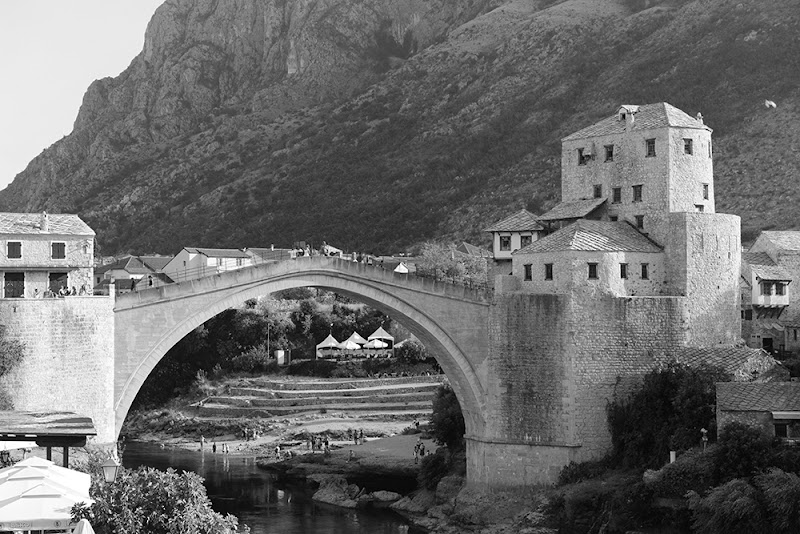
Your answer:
(1, 0), (798, 255)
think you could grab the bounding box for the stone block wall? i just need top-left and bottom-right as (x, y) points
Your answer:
(0, 296), (115, 443)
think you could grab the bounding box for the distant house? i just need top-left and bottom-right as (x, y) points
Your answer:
(484, 209), (545, 262)
(656, 346), (788, 383)
(717, 381), (800, 441)
(456, 242), (492, 258)
(162, 248), (252, 283)
(94, 255), (173, 291)
(0, 212), (94, 297)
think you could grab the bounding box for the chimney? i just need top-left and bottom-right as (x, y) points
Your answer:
(40, 211), (49, 232)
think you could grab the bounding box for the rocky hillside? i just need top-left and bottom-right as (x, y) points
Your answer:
(1, 0), (798, 254)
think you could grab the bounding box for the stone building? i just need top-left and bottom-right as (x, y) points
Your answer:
(717, 382), (800, 441)
(0, 212), (94, 297)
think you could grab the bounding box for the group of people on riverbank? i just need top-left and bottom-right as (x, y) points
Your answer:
(200, 435), (231, 454)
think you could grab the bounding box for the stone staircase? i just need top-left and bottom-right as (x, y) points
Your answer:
(197, 375), (447, 418)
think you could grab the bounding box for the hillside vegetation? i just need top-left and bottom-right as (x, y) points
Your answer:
(1, 0), (798, 253)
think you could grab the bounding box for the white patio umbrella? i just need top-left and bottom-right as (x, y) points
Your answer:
(338, 339), (362, 350)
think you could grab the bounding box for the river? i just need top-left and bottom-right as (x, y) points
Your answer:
(122, 441), (420, 534)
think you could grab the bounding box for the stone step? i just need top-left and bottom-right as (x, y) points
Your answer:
(198, 400), (433, 418)
(228, 382), (440, 398)
(237, 374), (446, 392)
(210, 391), (433, 408)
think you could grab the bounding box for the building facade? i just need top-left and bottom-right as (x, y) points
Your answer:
(0, 212), (94, 297)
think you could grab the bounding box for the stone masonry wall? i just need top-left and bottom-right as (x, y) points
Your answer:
(0, 296), (115, 443)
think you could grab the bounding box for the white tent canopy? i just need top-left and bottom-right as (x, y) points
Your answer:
(0, 457), (92, 531)
(316, 334), (341, 350)
(368, 326), (394, 342)
(346, 332), (368, 345)
(364, 338), (388, 349)
(338, 339), (362, 350)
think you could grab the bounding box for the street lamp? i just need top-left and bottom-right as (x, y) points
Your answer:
(101, 457), (121, 483)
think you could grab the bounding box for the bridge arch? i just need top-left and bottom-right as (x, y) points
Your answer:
(114, 259), (490, 445)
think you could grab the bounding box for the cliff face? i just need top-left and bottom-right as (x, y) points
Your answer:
(2, 0), (799, 254)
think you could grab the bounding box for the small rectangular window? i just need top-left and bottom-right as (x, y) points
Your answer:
(708, 140), (712, 158)
(695, 204), (705, 212)
(523, 264), (532, 281)
(632, 185), (643, 202)
(776, 283), (785, 296)
(593, 184), (602, 198)
(545, 263), (553, 281)
(794, 329), (797, 341)
(609, 216), (618, 222)
(605, 145), (614, 162)
(684, 138), (693, 155)
(7, 242), (21, 259)
(641, 263), (649, 280)
(520, 235), (532, 249)
(51, 242), (66, 259)
(578, 148), (586, 165)
(612, 187), (622, 203)
(4, 272), (25, 298)
(620, 263), (628, 279)
(646, 138), (656, 157)
(744, 309), (752, 321)
(776, 423), (789, 439)
(702, 183), (709, 200)
(588, 263), (598, 280)
(499, 236), (511, 251)
(762, 282), (773, 296)
(635, 215), (644, 229)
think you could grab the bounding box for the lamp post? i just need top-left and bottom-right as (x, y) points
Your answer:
(101, 457), (121, 483)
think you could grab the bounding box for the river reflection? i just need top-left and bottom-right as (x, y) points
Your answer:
(123, 441), (418, 534)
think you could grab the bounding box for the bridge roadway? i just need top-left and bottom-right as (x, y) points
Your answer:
(114, 256), (493, 472)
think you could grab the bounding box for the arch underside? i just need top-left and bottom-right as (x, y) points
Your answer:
(115, 271), (487, 439)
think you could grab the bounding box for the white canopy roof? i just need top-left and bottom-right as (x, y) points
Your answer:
(368, 326), (394, 341)
(0, 457), (92, 531)
(346, 332), (368, 345)
(339, 339), (362, 350)
(316, 334), (341, 350)
(364, 338), (388, 349)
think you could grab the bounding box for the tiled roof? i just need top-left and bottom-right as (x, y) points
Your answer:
(140, 256), (172, 271)
(562, 102), (710, 141)
(0, 212), (94, 236)
(761, 231), (800, 252)
(660, 346), (784, 379)
(717, 382), (800, 412)
(537, 198), (606, 222)
(456, 242), (493, 258)
(513, 220), (662, 254)
(186, 247), (250, 259)
(741, 251), (792, 281)
(484, 210), (544, 232)
(96, 255), (172, 275)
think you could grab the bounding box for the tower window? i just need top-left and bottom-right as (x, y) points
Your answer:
(635, 215), (644, 229)
(593, 184), (602, 198)
(776, 283), (786, 296)
(545, 263), (553, 280)
(684, 138), (693, 155)
(762, 282), (773, 296)
(695, 205), (705, 212)
(605, 145), (614, 162)
(499, 236), (511, 251)
(620, 263), (628, 279)
(641, 263), (649, 280)
(632, 185), (643, 202)
(612, 187), (622, 203)
(646, 138), (656, 157)
(702, 183), (709, 200)
(578, 148), (586, 165)
(588, 263), (598, 280)
(51, 242), (66, 259)
(520, 235), (532, 248)
(610, 216), (618, 222)
(7, 242), (21, 259)
(523, 264), (532, 281)
(708, 140), (712, 158)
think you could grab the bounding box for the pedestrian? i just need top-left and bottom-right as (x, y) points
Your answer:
(275, 444), (281, 459)
(419, 442), (426, 458)
(359, 429), (364, 445)
(353, 429), (359, 446)
(201, 435), (205, 450)
(414, 439), (421, 464)
(212, 442), (217, 453)
(348, 449), (355, 462)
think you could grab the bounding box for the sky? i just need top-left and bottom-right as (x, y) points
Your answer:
(0, 0), (164, 191)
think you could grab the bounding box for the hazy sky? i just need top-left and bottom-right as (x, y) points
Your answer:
(0, 0), (164, 192)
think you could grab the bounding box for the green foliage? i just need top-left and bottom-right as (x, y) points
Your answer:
(287, 359), (337, 378)
(72, 466), (247, 534)
(429, 384), (465, 451)
(557, 457), (612, 486)
(644, 447), (715, 498)
(0, 324), (24, 409)
(395, 339), (428, 363)
(607, 362), (729, 469)
(415, 242), (488, 288)
(229, 344), (280, 373)
(687, 478), (766, 534)
(417, 447), (449, 490)
(712, 421), (772, 483)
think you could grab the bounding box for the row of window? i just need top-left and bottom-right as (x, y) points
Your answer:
(761, 281), (787, 296)
(499, 235), (533, 252)
(5, 242), (71, 260)
(593, 183), (709, 203)
(578, 138), (710, 165)
(523, 262), (650, 281)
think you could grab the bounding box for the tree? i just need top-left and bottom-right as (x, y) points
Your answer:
(72, 466), (247, 534)
(395, 339), (428, 363)
(415, 242), (488, 288)
(429, 384), (465, 451)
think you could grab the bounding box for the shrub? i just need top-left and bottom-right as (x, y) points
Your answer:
(644, 447), (715, 497)
(688, 478), (767, 534)
(287, 359), (337, 378)
(429, 384), (465, 451)
(418, 447), (449, 490)
(395, 339), (428, 363)
(230, 345), (279, 374)
(557, 457), (612, 486)
(712, 421), (772, 483)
